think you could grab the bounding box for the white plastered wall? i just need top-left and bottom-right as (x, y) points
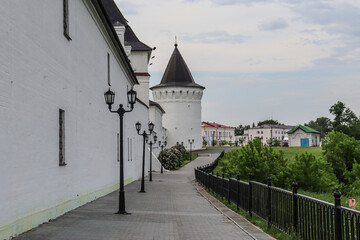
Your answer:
(0, 1), (148, 239)
(152, 86), (203, 150)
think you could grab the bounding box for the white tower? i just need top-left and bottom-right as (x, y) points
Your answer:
(151, 43), (205, 150)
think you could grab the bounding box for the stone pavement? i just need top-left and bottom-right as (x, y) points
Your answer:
(15, 152), (273, 240)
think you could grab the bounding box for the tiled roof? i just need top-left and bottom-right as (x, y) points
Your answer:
(100, 0), (152, 52)
(202, 121), (234, 129)
(287, 125), (320, 134)
(150, 45), (205, 90)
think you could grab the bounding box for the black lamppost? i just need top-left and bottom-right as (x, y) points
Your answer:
(188, 139), (194, 161)
(176, 142), (183, 167)
(104, 88), (137, 214)
(158, 140), (167, 173)
(146, 134), (157, 182)
(135, 121), (154, 192)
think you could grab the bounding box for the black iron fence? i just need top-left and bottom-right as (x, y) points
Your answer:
(194, 153), (360, 240)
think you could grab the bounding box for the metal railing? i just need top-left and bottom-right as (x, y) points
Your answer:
(194, 154), (360, 239)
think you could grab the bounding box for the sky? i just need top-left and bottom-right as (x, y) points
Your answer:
(115, 0), (360, 127)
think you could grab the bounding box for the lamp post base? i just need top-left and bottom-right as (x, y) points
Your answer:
(115, 210), (131, 215)
(139, 190), (146, 193)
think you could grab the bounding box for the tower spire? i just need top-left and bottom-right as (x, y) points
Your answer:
(175, 36), (178, 48)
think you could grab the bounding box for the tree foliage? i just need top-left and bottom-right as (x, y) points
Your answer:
(305, 117), (332, 138)
(257, 119), (282, 126)
(322, 131), (360, 183)
(289, 153), (337, 192)
(217, 139), (289, 187)
(329, 101), (358, 136)
(235, 124), (250, 136)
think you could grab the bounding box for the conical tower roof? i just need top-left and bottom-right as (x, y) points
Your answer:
(151, 44), (205, 89)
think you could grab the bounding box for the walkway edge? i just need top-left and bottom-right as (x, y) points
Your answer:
(194, 181), (276, 240)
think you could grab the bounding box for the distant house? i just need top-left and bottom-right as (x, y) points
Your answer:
(248, 124), (295, 145)
(287, 125), (321, 147)
(202, 122), (235, 145)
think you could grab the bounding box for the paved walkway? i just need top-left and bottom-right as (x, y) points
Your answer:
(15, 153), (273, 240)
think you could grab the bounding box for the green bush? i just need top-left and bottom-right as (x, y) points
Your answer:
(289, 152), (338, 192)
(202, 139), (207, 146)
(322, 131), (360, 183)
(220, 140), (227, 146)
(212, 140), (218, 146)
(217, 139), (289, 188)
(172, 144), (186, 158)
(158, 148), (180, 170)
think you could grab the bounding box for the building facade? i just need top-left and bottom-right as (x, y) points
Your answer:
(287, 125), (321, 147)
(201, 122), (235, 145)
(151, 44), (205, 150)
(248, 124), (295, 145)
(0, 1), (157, 239)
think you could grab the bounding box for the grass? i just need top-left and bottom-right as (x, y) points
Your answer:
(273, 147), (323, 161)
(298, 190), (360, 210)
(205, 187), (299, 240)
(173, 153), (198, 170)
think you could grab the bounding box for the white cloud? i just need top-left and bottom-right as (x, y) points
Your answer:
(258, 18), (288, 31)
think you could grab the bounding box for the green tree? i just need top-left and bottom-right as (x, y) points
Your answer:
(329, 101), (358, 135)
(305, 117), (332, 138)
(322, 131), (360, 183)
(257, 119), (282, 126)
(235, 124), (250, 136)
(289, 153), (337, 192)
(217, 139), (289, 187)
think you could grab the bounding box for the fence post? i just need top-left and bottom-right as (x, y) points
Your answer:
(334, 188), (342, 240)
(216, 172), (219, 196)
(228, 172), (232, 204)
(211, 171), (214, 193)
(267, 175), (272, 229)
(222, 173), (225, 200)
(292, 180), (298, 234)
(248, 172), (253, 217)
(237, 174), (240, 210)
(207, 172), (210, 190)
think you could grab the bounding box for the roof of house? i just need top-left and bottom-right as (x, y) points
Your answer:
(149, 100), (165, 113)
(287, 125), (320, 134)
(92, 0), (138, 85)
(150, 44), (205, 90)
(251, 124), (295, 130)
(202, 121), (234, 129)
(100, 0), (152, 52)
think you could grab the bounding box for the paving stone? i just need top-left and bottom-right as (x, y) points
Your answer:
(14, 152), (273, 240)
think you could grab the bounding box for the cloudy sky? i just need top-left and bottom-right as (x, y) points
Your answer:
(115, 0), (360, 127)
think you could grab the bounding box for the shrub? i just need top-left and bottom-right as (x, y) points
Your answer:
(220, 140), (227, 146)
(217, 139), (289, 187)
(172, 144), (186, 158)
(212, 140), (218, 146)
(289, 152), (338, 192)
(158, 148), (180, 170)
(229, 141), (233, 146)
(203, 139), (207, 146)
(322, 132), (360, 183)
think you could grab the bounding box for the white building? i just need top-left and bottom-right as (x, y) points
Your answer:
(248, 124), (295, 145)
(0, 1), (158, 239)
(287, 125), (321, 147)
(151, 44), (205, 150)
(201, 122), (235, 145)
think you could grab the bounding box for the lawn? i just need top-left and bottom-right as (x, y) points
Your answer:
(273, 146), (323, 161)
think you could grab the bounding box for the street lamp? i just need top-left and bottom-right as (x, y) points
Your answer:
(104, 87), (137, 214)
(136, 121), (154, 192)
(146, 134), (157, 181)
(176, 142), (184, 168)
(188, 139), (194, 161)
(158, 140), (167, 173)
